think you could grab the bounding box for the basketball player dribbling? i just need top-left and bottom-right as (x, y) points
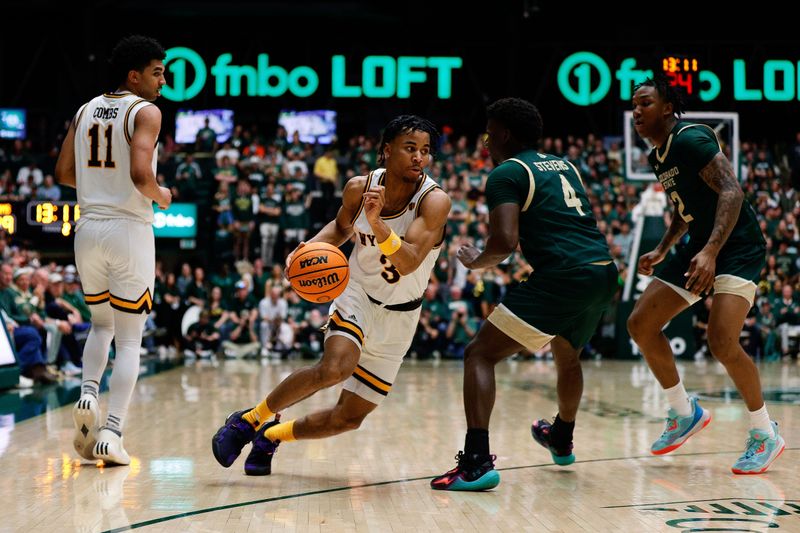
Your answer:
(211, 115), (451, 476)
(55, 35), (172, 465)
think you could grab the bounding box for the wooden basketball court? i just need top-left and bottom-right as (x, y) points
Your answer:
(2, 358), (798, 532)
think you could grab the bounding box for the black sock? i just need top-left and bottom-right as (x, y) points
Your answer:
(464, 428), (490, 457)
(551, 415), (575, 446)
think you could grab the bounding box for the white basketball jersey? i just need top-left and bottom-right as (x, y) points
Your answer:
(349, 169), (443, 304)
(74, 92), (157, 224)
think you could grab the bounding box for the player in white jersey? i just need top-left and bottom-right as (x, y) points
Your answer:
(55, 35), (171, 465)
(212, 116), (451, 476)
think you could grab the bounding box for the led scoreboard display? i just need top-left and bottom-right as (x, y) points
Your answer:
(27, 201), (80, 236)
(662, 55), (699, 96)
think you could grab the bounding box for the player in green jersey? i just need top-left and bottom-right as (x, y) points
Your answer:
(431, 98), (618, 491)
(628, 76), (784, 475)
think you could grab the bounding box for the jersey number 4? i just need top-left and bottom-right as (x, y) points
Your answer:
(560, 174), (585, 215)
(87, 124), (116, 168)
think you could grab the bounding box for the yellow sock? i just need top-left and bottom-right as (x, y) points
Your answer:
(265, 420), (296, 442)
(242, 399), (274, 429)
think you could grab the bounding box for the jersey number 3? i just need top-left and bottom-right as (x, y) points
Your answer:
(560, 174), (585, 215)
(87, 124), (116, 168)
(379, 254), (401, 284)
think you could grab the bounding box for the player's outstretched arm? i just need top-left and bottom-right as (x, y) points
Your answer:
(458, 202), (519, 270)
(368, 188), (450, 276)
(54, 122), (77, 188)
(131, 105), (171, 209)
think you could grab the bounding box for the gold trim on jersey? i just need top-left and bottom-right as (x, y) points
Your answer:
(564, 160), (587, 189)
(329, 310), (364, 345)
(414, 183), (441, 218)
(655, 133), (675, 163)
(506, 158), (536, 212)
(109, 288), (153, 314)
(74, 103), (89, 130)
(349, 171), (373, 225)
(123, 99), (149, 145)
(102, 92), (132, 99)
(677, 123), (722, 150)
(352, 364), (391, 396)
(84, 290), (110, 305)
(379, 173), (426, 219)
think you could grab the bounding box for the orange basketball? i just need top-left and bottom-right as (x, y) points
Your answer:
(287, 242), (349, 303)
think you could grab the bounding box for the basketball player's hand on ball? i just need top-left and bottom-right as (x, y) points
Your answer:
(157, 186), (172, 210)
(285, 242), (306, 278)
(456, 244), (481, 268)
(637, 248), (666, 276)
(363, 186), (385, 224)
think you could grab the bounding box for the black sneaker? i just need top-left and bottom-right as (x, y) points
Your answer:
(244, 415), (282, 476)
(430, 451), (500, 491)
(531, 418), (575, 465)
(211, 409), (256, 467)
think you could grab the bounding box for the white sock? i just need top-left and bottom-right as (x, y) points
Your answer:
(748, 404), (774, 438)
(664, 381), (692, 416)
(105, 310), (147, 434)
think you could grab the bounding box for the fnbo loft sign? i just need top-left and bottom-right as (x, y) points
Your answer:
(162, 47), (463, 102)
(558, 51), (800, 106)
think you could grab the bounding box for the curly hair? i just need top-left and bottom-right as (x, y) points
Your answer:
(634, 74), (685, 117)
(109, 35), (166, 86)
(486, 97), (543, 148)
(377, 115), (440, 166)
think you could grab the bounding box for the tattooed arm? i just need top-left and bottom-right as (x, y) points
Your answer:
(699, 152), (744, 254)
(683, 152), (743, 295)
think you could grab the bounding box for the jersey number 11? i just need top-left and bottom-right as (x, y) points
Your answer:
(87, 124), (116, 168)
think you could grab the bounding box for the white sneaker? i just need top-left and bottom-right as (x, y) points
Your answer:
(94, 428), (130, 466)
(72, 395), (100, 461)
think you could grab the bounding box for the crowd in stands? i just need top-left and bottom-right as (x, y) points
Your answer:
(2, 120), (800, 385)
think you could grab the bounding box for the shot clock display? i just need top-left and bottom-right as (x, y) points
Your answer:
(27, 201), (80, 236)
(662, 55), (699, 96)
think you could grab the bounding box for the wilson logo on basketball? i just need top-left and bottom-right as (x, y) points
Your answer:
(300, 255), (329, 269)
(298, 272), (341, 288)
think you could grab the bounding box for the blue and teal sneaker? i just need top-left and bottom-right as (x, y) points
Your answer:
(430, 452), (500, 491)
(651, 397), (711, 455)
(531, 419), (575, 466)
(731, 421), (785, 475)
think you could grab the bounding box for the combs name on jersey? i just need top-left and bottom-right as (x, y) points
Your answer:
(92, 107), (119, 120)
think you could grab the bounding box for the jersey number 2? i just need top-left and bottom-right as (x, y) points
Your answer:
(87, 124), (116, 168)
(560, 174), (585, 215)
(670, 191), (694, 223)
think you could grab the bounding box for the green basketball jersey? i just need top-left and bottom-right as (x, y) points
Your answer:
(648, 121), (764, 251)
(485, 149), (611, 272)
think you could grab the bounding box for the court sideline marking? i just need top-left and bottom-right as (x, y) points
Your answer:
(102, 447), (799, 532)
